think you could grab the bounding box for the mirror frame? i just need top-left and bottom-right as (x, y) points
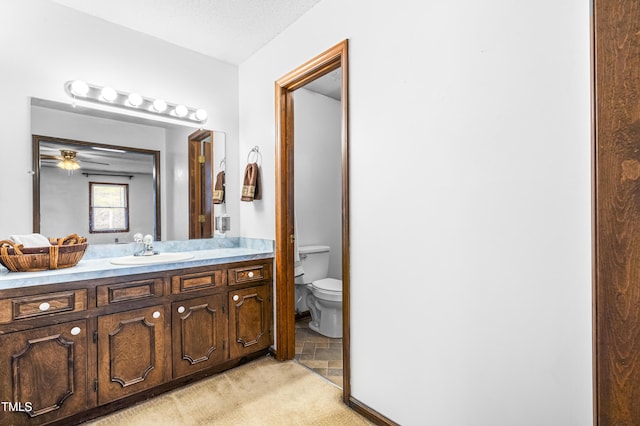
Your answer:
(32, 134), (162, 241)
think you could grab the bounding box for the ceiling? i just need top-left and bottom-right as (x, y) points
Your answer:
(50, 0), (322, 65)
(38, 139), (155, 175)
(50, 0), (341, 99)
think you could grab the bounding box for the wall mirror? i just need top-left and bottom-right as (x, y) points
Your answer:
(33, 135), (160, 244)
(30, 98), (226, 245)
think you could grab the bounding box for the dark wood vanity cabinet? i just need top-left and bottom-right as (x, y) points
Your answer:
(0, 258), (273, 426)
(229, 285), (272, 359)
(97, 305), (167, 405)
(0, 320), (89, 426)
(171, 294), (227, 378)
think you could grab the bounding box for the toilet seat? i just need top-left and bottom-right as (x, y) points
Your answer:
(311, 278), (342, 302)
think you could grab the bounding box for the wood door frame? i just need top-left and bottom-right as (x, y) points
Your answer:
(274, 40), (350, 401)
(593, 1), (640, 424)
(188, 129), (214, 239)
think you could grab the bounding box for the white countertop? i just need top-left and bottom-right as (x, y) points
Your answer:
(0, 238), (274, 290)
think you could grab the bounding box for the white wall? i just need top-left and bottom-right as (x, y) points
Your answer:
(164, 126), (192, 240)
(294, 88), (342, 279)
(31, 105), (166, 239)
(239, 0), (592, 424)
(40, 167), (153, 244)
(0, 0), (239, 240)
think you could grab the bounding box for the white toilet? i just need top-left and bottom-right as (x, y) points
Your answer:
(295, 245), (342, 338)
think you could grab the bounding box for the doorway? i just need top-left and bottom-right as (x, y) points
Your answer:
(274, 40), (350, 401)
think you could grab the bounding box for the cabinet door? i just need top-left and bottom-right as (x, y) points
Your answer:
(172, 294), (227, 378)
(0, 320), (88, 426)
(228, 285), (272, 359)
(97, 305), (166, 405)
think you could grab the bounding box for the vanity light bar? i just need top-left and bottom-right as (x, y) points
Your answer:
(64, 80), (208, 123)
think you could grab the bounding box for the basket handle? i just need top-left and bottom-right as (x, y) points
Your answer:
(0, 240), (24, 255)
(48, 244), (59, 269)
(57, 234), (86, 245)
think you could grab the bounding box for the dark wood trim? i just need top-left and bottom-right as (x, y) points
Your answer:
(188, 129), (214, 239)
(88, 182), (130, 234)
(590, 4), (597, 425)
(274, 80), (296, 360)
(153, 149), (161, 241)
(274, 39), (351, 402)
(593, 1), (640, 424)
(349, 396), (399, 426)
(32, 137), (41, 235)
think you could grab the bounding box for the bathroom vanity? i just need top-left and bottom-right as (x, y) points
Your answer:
(0, 241), (273, 425)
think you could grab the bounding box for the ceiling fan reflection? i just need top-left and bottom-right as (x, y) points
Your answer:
(40, 149), (110, 170)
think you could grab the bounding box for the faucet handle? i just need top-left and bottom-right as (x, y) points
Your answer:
(143, 234), (153, 244)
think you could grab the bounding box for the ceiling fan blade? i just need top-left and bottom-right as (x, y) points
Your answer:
(82, 160), (110, 166)
(40, 154), (62, 160)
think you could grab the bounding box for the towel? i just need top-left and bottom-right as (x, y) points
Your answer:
(212, 170), (225, 204)
(241, 162), (262, 201)
(9, 233), (51, 248)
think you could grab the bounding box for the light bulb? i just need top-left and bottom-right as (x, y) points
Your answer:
(128, 93), (143, 107)
(57, 160), (80, 170)
(175, 104), (188, 117)
(152, 99), (167, 112)
(101, 87), (117, 102)
(70, 80), (89, 96)
(195, 109), (208, 121)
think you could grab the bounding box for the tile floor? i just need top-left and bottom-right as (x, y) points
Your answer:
(294, 317), (343, 388)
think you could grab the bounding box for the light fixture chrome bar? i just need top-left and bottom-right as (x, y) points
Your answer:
(64, 80), (208, 123)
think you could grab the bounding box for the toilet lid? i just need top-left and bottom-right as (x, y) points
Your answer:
(312, 278), (341, 292)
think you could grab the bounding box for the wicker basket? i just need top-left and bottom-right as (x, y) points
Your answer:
(0, 234), (88, 272)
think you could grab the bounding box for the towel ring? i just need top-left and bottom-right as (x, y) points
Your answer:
(219, 158), (226, 171)
(246, 146), (262, 166)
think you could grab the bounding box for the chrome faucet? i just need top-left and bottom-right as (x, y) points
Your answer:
(133, 233), (156, 256)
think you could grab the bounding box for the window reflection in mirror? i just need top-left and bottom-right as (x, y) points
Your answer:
(89, 182), (130, 234)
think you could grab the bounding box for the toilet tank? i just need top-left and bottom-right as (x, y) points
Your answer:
(297, 245), (330, 284)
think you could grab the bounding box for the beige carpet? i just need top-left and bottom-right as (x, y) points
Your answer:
(84, 356), (372, 426)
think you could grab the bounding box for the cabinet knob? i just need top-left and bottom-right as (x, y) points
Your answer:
(233, 295), (239, 302)
(39, 302), (50, 311)
(248, 271), (254, 278)
(177, 306), (185, 314)
(70, 326), (81, 336)
(152, 311), (161, 319)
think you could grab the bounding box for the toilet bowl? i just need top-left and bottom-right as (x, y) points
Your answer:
(295, 245), (343, 337)
(306, 278), (342, 338)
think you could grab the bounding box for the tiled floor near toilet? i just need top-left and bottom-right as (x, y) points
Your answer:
(294, 317), (343, 388)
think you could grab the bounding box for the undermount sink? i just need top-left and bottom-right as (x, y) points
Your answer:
(110, 252), (195, 266)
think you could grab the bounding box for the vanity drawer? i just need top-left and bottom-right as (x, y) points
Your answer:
(97, 278), (164, 306)
(171, 269), (225, 294)
(0, 289), (87, 323)
(228, 263), (271, 286)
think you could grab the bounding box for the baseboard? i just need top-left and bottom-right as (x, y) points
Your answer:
(349, 396), (399, 426)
